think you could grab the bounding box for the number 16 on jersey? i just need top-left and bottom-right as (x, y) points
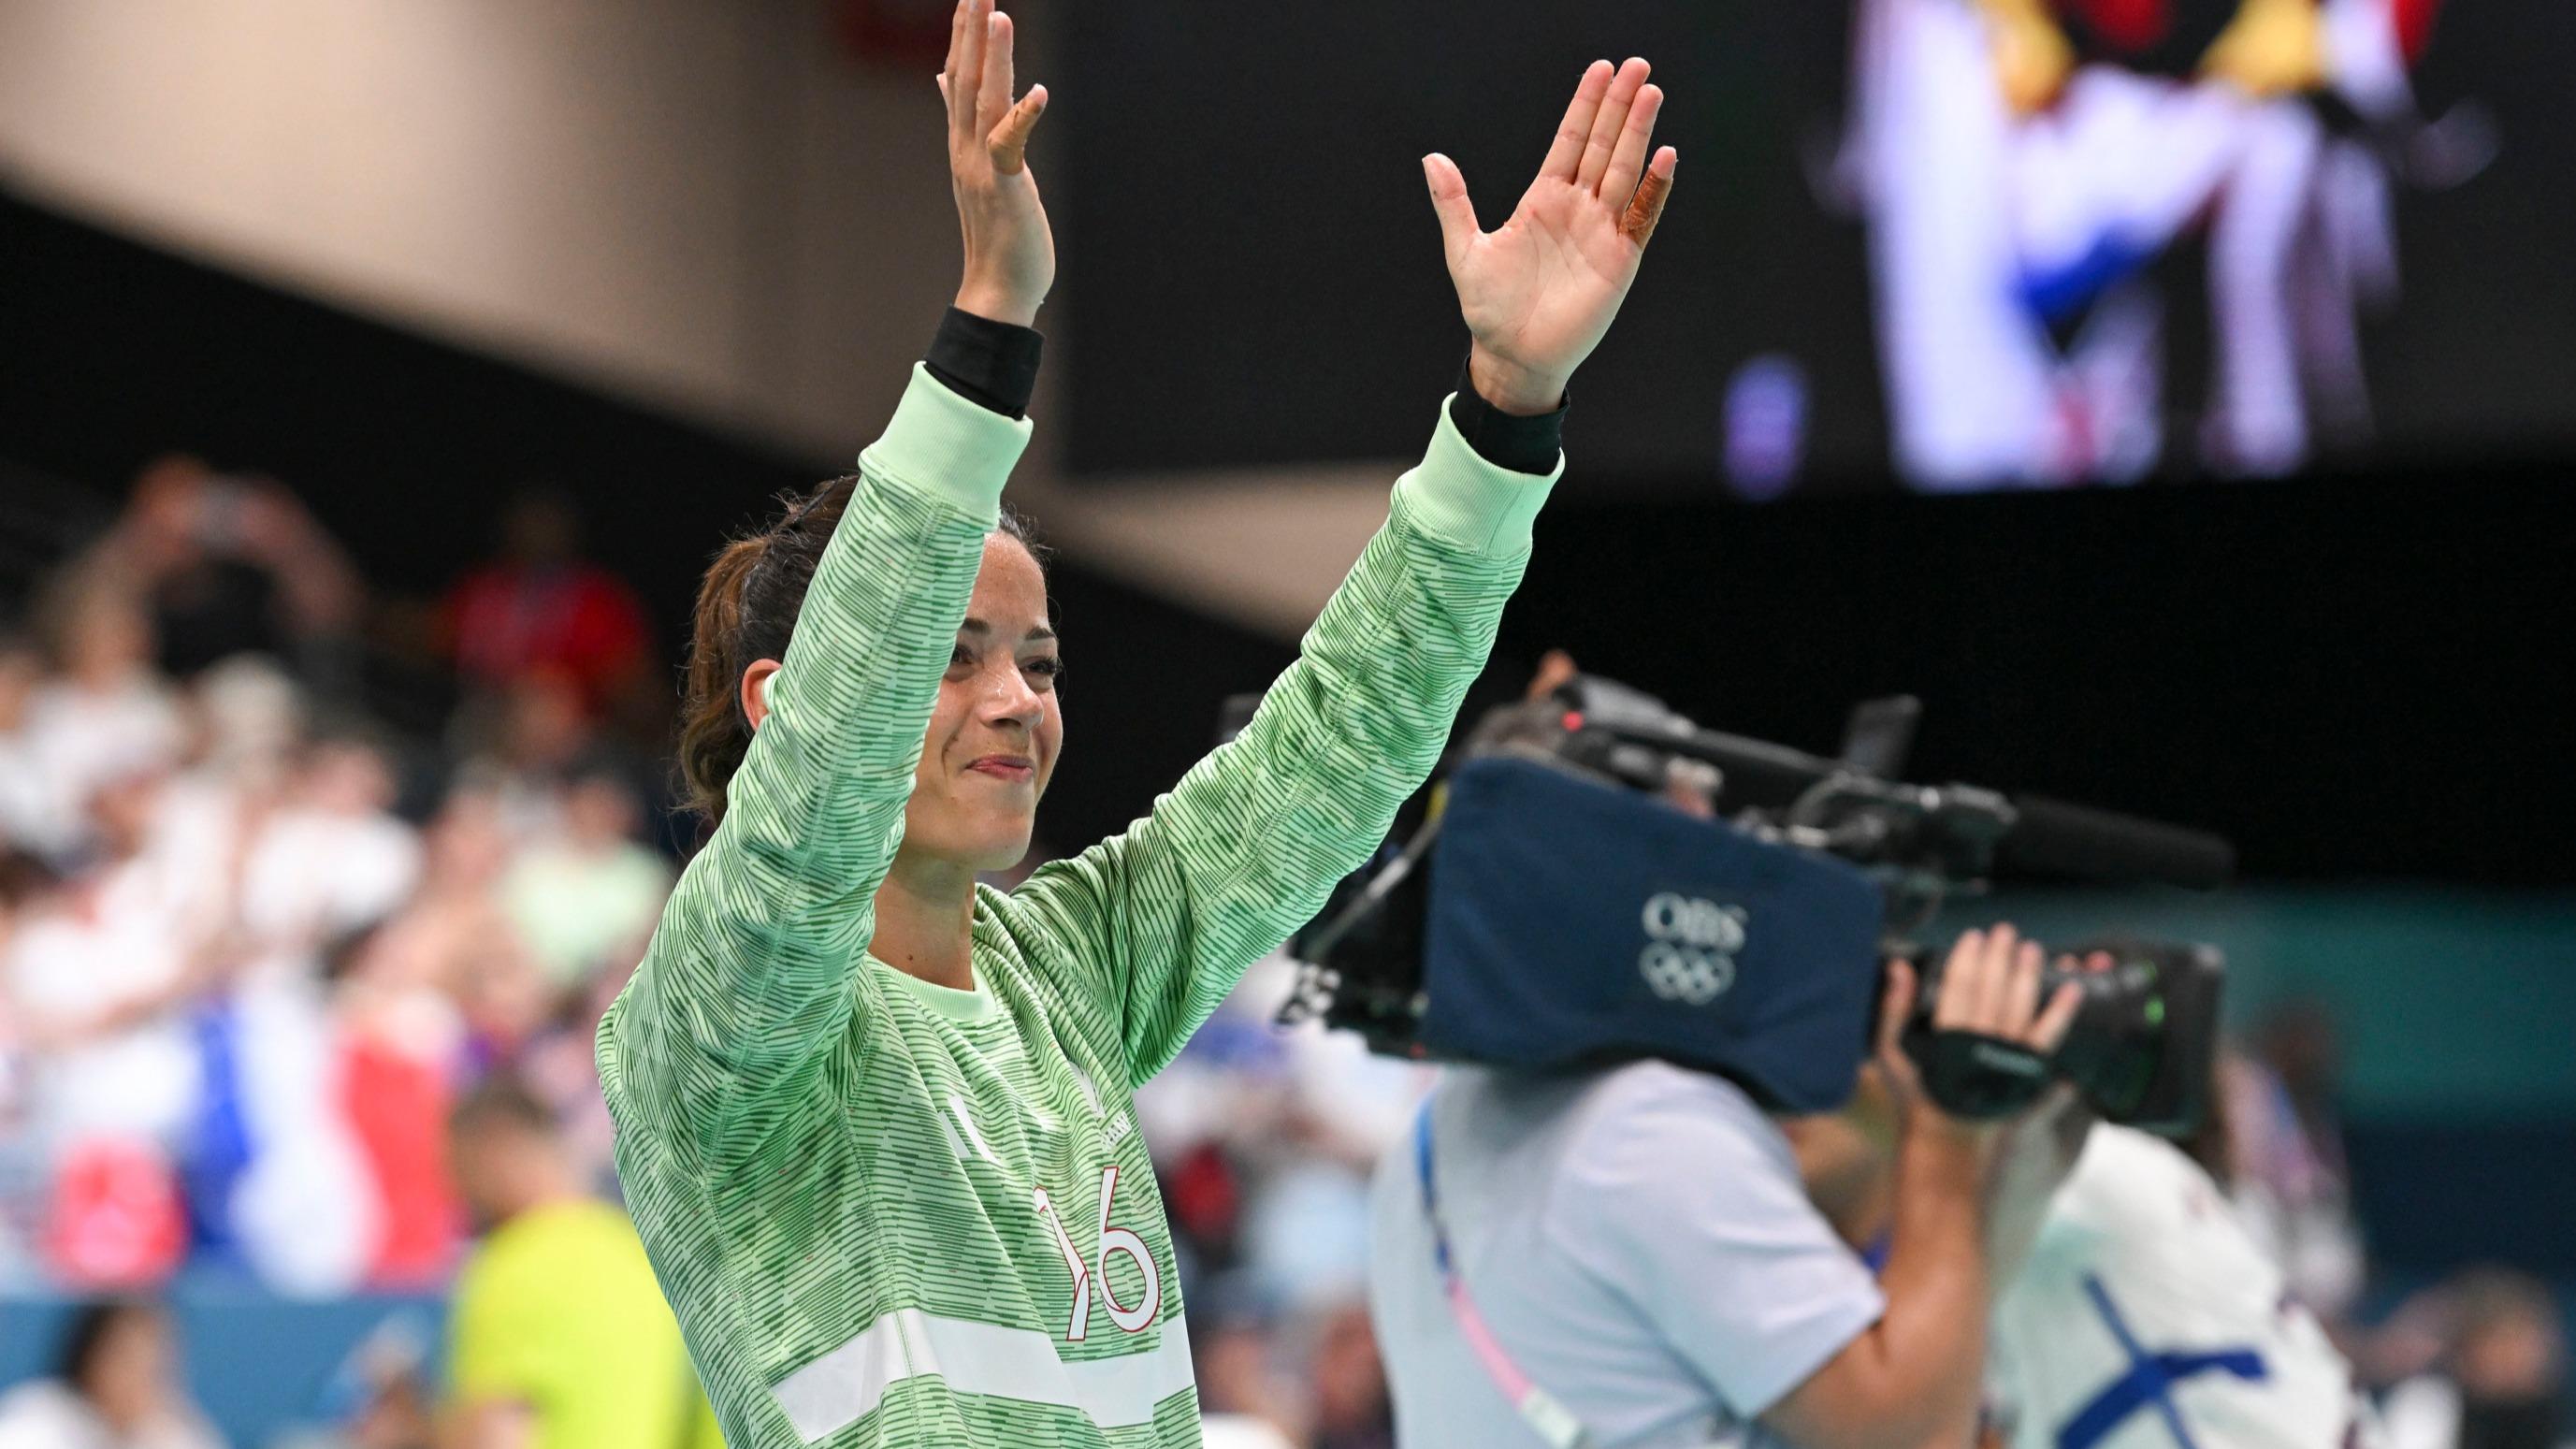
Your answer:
(1035, 1165), (1163, 1341)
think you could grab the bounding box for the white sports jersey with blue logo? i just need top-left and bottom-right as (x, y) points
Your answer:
(1990, 1125), (2372, 1449)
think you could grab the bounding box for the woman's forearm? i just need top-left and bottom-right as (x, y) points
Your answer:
(1015, 381), (1558, 1085)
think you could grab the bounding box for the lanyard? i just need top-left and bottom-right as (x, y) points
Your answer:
(1412, 1097), (1593, 1449)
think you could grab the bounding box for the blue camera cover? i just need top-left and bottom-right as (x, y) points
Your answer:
(1417, 755), (1888, 1112)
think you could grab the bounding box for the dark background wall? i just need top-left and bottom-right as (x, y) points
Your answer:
(1492, 470), (2576, 884)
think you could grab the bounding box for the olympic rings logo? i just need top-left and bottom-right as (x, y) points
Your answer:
(1638, 892), (1746, 1006)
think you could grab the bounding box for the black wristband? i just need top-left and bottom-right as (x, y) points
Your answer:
(1913, 1028), (2055, 1121)
(925, 307), (1044, 419)
(1447, 353), (1566, 475)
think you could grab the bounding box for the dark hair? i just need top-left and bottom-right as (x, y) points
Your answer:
(676, 477), (1047, 823)
(317, 915), (388, 986)
(0, 847), (58, 910)
(54, 1299), (161, 1393)
(2180, 1051), (2240, 1189)
(448, 1071), (559, 1140)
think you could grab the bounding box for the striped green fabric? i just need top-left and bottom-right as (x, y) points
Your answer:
(599, 364), (1557, 1448)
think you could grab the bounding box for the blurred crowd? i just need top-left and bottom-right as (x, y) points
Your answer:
(0, 456), (665, 1302)
(0, 457), (2565, 1448)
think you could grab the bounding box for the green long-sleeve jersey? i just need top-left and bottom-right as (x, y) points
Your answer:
(598, 363), (1557, 1448)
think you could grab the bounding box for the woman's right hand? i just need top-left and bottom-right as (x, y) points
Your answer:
(942, 0), (1052, 327)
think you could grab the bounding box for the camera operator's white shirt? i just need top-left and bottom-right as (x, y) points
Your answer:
(1368, 1062), (1884, 1449)
(1990, 1125), (2372, 1449)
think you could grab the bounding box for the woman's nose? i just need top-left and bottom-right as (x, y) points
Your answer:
(982, 662), (1043, 723)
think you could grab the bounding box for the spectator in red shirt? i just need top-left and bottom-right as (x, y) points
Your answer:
(438, 494), (650, 720)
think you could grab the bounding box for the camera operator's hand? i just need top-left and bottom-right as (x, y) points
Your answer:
(1875, 925), (2082, 1147)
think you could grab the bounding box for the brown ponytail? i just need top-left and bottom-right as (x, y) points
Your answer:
(675, 534), (770, 824)
(674, 477), (1049, 826)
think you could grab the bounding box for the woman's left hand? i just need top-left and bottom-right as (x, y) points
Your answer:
(1424, 58), (1680, 416)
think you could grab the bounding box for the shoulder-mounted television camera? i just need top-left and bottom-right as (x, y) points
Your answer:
(1239, 675), (2236, 1133)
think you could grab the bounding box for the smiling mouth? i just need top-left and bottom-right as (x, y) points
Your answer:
(966, 756), (1036, 783)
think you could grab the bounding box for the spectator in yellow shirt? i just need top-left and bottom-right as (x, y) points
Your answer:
(446, 1077), (720, 1449)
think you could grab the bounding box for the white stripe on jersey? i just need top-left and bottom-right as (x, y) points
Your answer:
(770, 1308), (1196, 1442)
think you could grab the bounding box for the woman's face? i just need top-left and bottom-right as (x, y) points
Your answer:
(742, 532), (1062, 874)
(903, 535), (1062, 872)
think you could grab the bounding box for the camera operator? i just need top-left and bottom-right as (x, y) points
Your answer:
(1368, 923), (2085, 1449)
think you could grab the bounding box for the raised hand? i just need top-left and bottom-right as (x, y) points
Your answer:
(1425, 58), (1680, 416)
(941, 0), (1051, 326)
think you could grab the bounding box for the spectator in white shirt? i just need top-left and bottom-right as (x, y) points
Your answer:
(19, 591), (184, 866)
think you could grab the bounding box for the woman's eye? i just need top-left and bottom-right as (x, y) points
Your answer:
(1025, 657), (1064, 688)
(948, 645), (975, 669)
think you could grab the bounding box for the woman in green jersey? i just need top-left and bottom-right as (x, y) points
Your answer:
(599, 3), (1680, 1443)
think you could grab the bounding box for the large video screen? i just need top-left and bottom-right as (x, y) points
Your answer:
(1060, 0), (2571, 493)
